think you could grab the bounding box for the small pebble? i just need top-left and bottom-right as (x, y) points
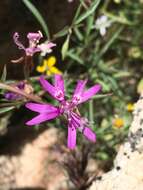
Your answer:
(96, 176), (102, 180)
(116, 166), (121, 170)
(140, 120), (143, 125)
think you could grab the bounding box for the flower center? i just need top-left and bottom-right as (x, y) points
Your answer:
(72, 95), (81, 104)
(59, 101), (72, 115)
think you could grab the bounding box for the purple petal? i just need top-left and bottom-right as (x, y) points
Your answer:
(26, 47), (41, 56)
(46, 42), (56, 48)
(70, 112), (81, 129)
(26, 111), (60, 126)
(83, 127), (96, 142)
(54, 75), (65, 96)
(40, 76), (64, 101)
(27, 32), (43, 42)
(4, 92), (20, 100)
(72, 80), (87, 105)
(17, 82), (25, 89)
(73, 80), (87, 96)
(67, 120), (77, 149)
(25, 103), (59, 113)
(13, 32), (25, 50)
(80, 84), (101, 104)
(40, 76), (56, 97)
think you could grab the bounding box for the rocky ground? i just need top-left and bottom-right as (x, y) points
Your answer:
(89, 96), (143, 190)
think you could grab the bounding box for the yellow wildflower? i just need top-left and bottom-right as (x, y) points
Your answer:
(36, 56), (62, 76)
(113, 118), (124, 128)
(126, 103), (134, 112)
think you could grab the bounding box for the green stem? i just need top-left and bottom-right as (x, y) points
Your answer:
(89, 100), (94, 125)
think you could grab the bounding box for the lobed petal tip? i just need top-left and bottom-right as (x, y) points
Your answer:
(96, 84), (102, 91)
(68, 146), (75, 150)
(25, 121), (33, 126)
(67, 141), (76, 149)
(83, 127), (96, 142)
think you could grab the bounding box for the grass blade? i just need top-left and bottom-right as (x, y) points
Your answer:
(75, 0), (101, 25)
(22, 0), (50, 39)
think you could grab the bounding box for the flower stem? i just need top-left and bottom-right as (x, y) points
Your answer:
(89, 100), (94, 126)
(0, 82), (42, 103)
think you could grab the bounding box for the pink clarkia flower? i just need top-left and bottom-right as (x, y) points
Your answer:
(25, 75), (101, 149)
(13, 31), (42, 56)
(13, 31), (56, 57)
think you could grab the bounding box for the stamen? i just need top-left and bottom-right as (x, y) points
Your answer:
(72, 95), (81, 104)
(38, 30), (43, 38)
(68, 117), (72, 122)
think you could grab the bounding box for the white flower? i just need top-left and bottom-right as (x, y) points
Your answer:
(67, 0), (74, 2)
(38, 42), (56, 57)
(95, 15), (112, 36)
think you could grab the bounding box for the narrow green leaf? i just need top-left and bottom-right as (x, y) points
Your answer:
(93, 93), (112, 99)
(89, 100), (94, 124)
(0, 106), (15, 114)
(75, 0), (101, 25)
(113, 71), (131, 78)
(96, 26), (124, 62)
(107, 76), (118, 90)
(86, 14), (94, 37)
(74, 27), (84, 41)
(72, 3), (82, 24)
(0, 101), (22, 108)
(102, 11), (135, 25)
(53, 26), (69, 38)
(61, 35), (70, 60)
(79, 0), (88, 9)
(67, 50), (84, 64)
(137, 79), (143, 94)
(1, 65), (7, 82)
(96, 79), (111, 92)
(22, 0), (50, 39)
(98, 61), (113, 73)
